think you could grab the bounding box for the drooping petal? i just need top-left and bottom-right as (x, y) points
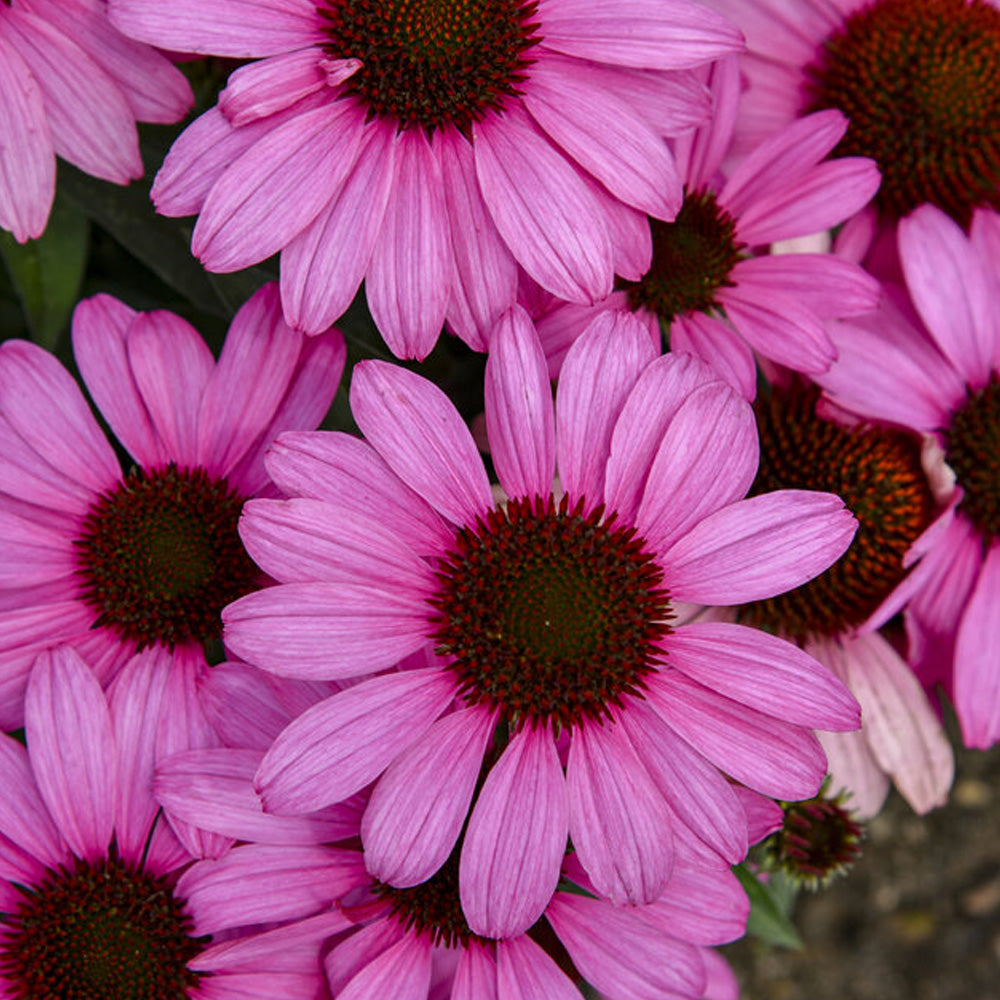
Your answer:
(669, 311), (758, 401)
(474, 104), (613, 304)
(193, 100), (366, 272)
(566, 720), (674, 905)
(0, 24), (54, 241)
(367, 128), (452, 360)
(218, 48), (328, 126)
(0, 732), (65, 868)
(255, 670), (456, 814)
(460, 725), (567, 938)
(495, 935), (580, 1000)
(25, 646), (116, 863)
(363, 705), (495, 887)
(336, 932), (432, 1000)
(661, 490), (856, 605)
(484, 306), (556, 499)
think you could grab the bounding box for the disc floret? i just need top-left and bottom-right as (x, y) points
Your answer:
(429, 494), (673, 731)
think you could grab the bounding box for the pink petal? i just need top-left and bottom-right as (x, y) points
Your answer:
(619, 699), (749, 865)
(661, 490), (857, 605)
(240, 496), (435, 591)
(195, 283), (300, 476)
(641, 864), (749, 946)
(193, 100), (365, 272)
(484, 306), (556, 499)
(126, 310), (215, 467)
(281, 119), (397, 334)
(367, 128), (451, 360)
(25, 646), (116, 862)
(831, 633), (953, 812)
(717, 282), (836, 374)
(538, 0), (744, 69)
(177, 843), (364, 936)
(255, 669), (455, 813)
(900, 204), (998, 386)
(525, 52), (681, 218)
(496, 936), (580, 1000)
(0, 732), (65, 868)
(474, 104), (613, 304)
(219, 47), (327, 126)
(337, 933), (432, 1000)
(669, 311), (758, 401)
(436, 126), (518, 349)
(721, 109), (849, 216)
(156, 747), (355, 844)
(460, 725), (567, 938)
(222, 582), (431, 680)
(4, 9), (141, 183)
(546, 892), (706, 997)
(362, 705), (495, 887)
(734, 158), (882, 246)
(0, 506), (76, 586)
(29, 0), (192, 124)
(734, 254), (880, 319)
(603, 350), (722, 520)
(109, 0), (324, 58)
(648, 670), (829, 800)
(0, 340), (121, 494)
(666, 622), (860, 731)
(453, 943), (498, 1000)
(815, 727), (889, 820)
(71, 294), (168, 468)
(556, 310), (658, 507)
(191, 973), (321, 1000)
(350, 360), (492, 525)
(673, 56), (740, 189)
(566, 720), (674, 905)
(954, 544), (1000, 749)
(264, 430), (453, 555)
(0, 24), (54, 241)
(192, 910), (353, 975)
(635, 380), (758, 553)
(325, 918), (405, 996)
(106, 647), (173, 866)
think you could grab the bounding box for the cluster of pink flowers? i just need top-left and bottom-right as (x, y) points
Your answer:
(0, 0), (997, 997)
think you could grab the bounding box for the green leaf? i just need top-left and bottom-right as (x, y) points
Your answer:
(0, 194), (89, 351)
(734, 865), (804, 949)
(59, 161), (272, 320)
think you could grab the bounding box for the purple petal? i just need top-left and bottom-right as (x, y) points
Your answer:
(496, 935), (580, 1000)
(337, 933), (432, 1000)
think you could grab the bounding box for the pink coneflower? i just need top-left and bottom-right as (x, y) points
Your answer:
(704, 0), (1000, 235)
(0, 645), (353, 1000)
(0, 0), (192, 241)
(225, 306), (859, 936)
(109, 0), (743, 358)
(0, 283), (345, 730)
(723, 382), (955, 815)
(815, 203), (1000, 749)
(527, 57), (881, 396)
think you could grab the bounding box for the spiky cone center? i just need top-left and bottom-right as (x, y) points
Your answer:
(373, 845), (478, 947)
(622, 188), (744, 325)
(319, 0), (541, 133)
(0, 855), (205, 1000)
(803, 0), (1000, 225)
(75, 464), (259, 649)
(765, 790), (864, 890)
(946, 372), (1000, 545)
(429, 494), (673, 731)
(741, 385), (935, 642)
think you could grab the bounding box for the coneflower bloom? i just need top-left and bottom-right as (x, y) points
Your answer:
(0, 646), (352, 1000)
(735, 382), (954, 816)
(0, 283), (345, 730)
(0, 0), (192, 241)
(816, 203), (1000, 749)
(226, 306), (859, 936)
(527, 57), (881, 396)
(109, 0), (742, 358)
(703, 0), (1000, 237)
(153, 748), (748, 1000)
